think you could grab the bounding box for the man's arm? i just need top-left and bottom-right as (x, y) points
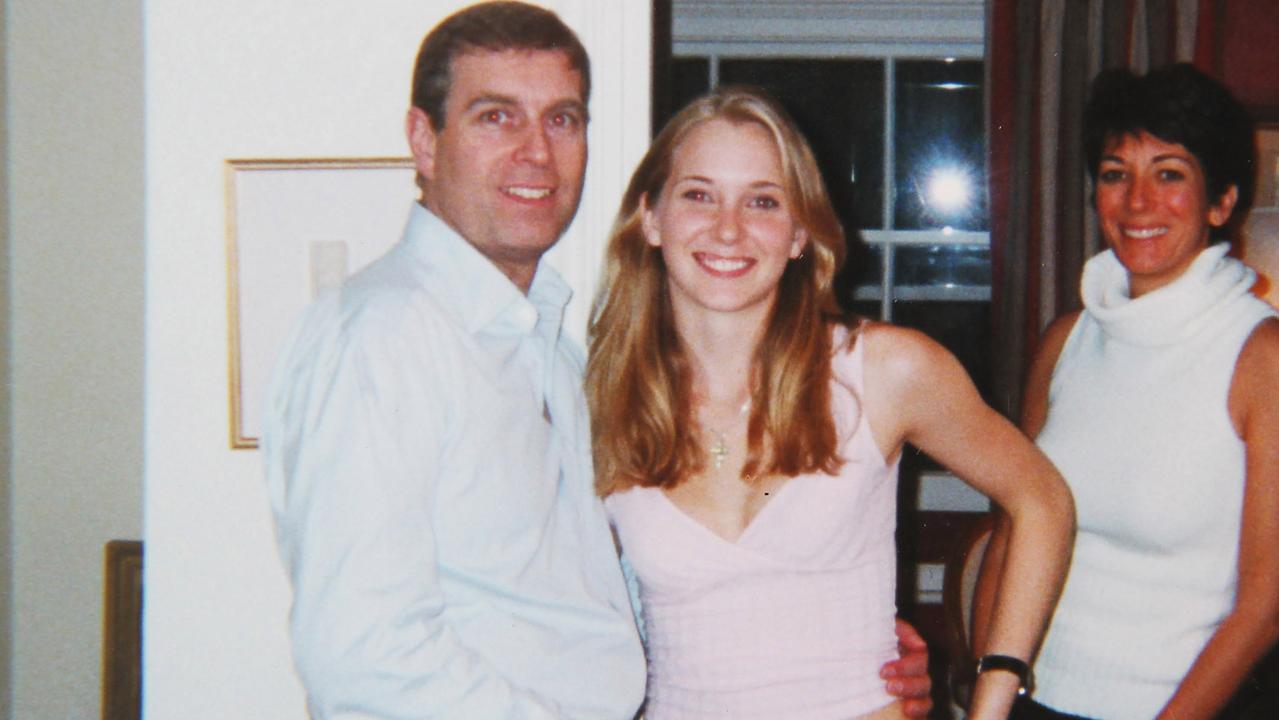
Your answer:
(263, 314), (563, 719)
(881, 618), (933, 718)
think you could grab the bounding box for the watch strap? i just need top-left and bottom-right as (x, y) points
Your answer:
(975, 654), (1034, 696)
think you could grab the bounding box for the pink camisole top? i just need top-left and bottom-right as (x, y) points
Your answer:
(605, 327), (901, 719)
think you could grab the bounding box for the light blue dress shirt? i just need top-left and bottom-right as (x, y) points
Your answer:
(262, 204), (647, 719)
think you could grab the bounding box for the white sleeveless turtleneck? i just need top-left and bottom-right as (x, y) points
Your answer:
(1031, 243), (1276, 720)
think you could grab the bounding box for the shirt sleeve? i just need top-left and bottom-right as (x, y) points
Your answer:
(262, 310), (566, 720)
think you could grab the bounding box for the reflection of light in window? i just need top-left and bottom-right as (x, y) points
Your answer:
(926, 167), (972, 214)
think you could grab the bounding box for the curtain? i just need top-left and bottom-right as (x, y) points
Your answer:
(985, 0), (1219, 419)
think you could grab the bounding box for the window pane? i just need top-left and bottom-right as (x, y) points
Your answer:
(662, 57), (711, 128)
(894, 244), (991, 287)
(719, 59), (885, 232)
(838, 242), (882, 312)
(893, 60), (986, 230)
(848, 300), (883, 321)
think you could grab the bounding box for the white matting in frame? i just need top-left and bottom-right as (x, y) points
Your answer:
(226, 157), (417, 449)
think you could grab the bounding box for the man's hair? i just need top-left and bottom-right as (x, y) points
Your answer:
(586, 86), (854, 497)
(1084, 63), (1256, 234)
(411, 1), (591, 130)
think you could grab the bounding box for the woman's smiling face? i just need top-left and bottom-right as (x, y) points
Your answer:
(642, 118), (806, 321)
(1094, 131), (1238, 297)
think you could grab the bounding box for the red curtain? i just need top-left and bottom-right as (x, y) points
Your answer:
(986, 0), (1214, 418)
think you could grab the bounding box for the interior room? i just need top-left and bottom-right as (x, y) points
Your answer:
(2, 1), (1277, 718)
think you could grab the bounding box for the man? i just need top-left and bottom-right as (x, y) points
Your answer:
(263, 3), (932, 718)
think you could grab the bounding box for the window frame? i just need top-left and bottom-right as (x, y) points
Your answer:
(670, 0), (988, 322)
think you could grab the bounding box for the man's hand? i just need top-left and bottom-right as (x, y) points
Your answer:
(881, 618), (933, 718)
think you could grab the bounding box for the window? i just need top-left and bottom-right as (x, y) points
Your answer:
(661, 4), (991, 397)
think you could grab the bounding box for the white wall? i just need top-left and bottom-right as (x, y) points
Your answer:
(0, 0), (12, 716)
(142, 2), (650, 718)
(6, 0), (146, 718)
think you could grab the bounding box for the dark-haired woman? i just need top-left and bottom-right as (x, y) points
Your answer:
(975, 63), (1279, 720)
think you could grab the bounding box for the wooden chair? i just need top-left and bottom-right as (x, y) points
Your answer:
(941, 513), (995, 713)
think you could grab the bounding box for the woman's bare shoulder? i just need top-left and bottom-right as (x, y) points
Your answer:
(1039, 310), (1082, 357)
(859, 320), (947, 359)
(1242, 316), (1279, 350)
(1235, 317), (1279, 383)
(859, 321), (963, 391)
(1234, 317), (1279, 390)
(1020, 310), (1082, 435)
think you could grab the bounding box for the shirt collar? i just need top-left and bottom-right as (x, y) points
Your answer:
(402, 203), (572, 338)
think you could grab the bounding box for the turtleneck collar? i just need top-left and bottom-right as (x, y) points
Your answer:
(1081, 243), (1257, 346)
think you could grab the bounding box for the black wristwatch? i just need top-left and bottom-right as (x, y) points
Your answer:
(975, 654), (1034, 697)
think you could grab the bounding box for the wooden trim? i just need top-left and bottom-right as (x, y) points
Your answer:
(101, 542), (142, 720)
(103, 540), (143, 720)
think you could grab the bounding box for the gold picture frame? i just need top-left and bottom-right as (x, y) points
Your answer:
(102, 540), (143, 720)
(225, 157), (416, 449)
(1255, 123), (1279, 209)
(1245, 124), (1279, 309)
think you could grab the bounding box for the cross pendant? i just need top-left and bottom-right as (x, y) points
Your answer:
(709, 434), (729, 470)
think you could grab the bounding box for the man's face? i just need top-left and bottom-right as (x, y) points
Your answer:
(408, 49), (588, 291)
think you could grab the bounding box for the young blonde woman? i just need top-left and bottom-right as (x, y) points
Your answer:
(586, 87), (1075, 720)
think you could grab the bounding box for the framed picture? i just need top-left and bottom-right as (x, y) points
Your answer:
(1256, 124), (1279, 209)
(102, 540), (142, 720)
(225, 158), (417, 449)
(1246, 124), (1279, 309)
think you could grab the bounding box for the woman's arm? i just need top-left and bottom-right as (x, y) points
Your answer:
(1157, 319), (1279, 719)
(971, 312), (1077, 656)
(863, 324), (1075, 720)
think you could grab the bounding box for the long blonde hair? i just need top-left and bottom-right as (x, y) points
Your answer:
(586, 86), (853, 496)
